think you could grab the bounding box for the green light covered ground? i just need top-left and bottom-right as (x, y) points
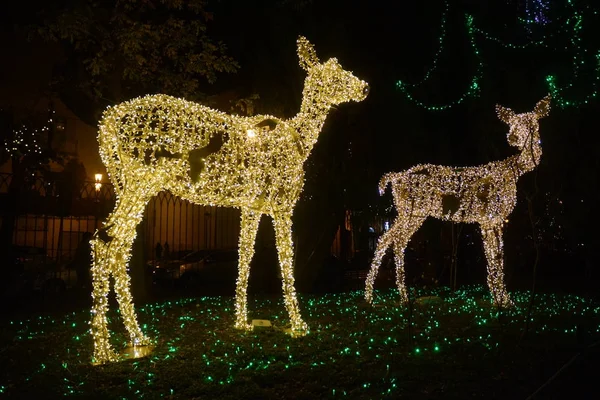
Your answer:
(1, 286), (598, 399)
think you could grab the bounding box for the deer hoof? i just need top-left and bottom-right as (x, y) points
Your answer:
(495, 297), (515, 309)
(289, 321), (308, 337)
(92, 348), (120, 365)
(131, 335), (153, 346)
(234, 322), (254, 332)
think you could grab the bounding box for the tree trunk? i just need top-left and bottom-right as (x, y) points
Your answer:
(294, 205), (344, 293)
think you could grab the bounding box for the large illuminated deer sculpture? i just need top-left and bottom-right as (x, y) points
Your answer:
(365, 96), (550, 308)
(89, 36), (369, 363)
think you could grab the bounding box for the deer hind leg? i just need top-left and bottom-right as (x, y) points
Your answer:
(481, 224), (513, 308)
(90, 178), (160, 363)
(272, 213), (308, 336)
(365, 222), (398, 304)
(234, 209), (261, 331)
(392, 216), (425, 304)
(90, 236), (116, 363)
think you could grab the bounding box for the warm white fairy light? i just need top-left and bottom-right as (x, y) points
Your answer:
(90, 36), (369, 364)
(365, 96), (550, 308)
(4, 108), (54, 157)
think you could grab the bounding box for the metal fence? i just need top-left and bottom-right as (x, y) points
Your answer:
(0, 172), (241, 271)
(143, 191), (240, 262)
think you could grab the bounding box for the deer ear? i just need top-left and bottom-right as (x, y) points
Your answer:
(496, 105), (515, 124)
(297, 36), (320, 71)
(534, 95), (551, 118)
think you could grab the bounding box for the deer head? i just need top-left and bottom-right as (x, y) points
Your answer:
(297, 36), (369, 105)
(496, 95), (551, 150)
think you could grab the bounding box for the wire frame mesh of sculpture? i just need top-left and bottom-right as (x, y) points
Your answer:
(89, 36), (369, 364)
(365, 96), (550, 307)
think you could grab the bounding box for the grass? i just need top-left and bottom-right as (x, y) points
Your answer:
(0, 285), (599, 399)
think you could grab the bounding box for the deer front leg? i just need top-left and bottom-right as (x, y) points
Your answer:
(234, 209), (261, 331)
(392, 237), (410, 305)
(90, 237), (118, 363)
(272, 213), (308, 336)
(391, 216), (425, 305)
(481, 224), (513, 308)
(365, 223), (396, 304)
(366, 217), (423, 305)
(90, 184), (158, 364)
(111, 197), (156, 346)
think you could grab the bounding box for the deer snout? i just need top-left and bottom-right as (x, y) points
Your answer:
(353, 82), (369, 101)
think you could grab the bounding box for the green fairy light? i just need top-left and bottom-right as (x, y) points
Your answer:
(0, 286), (598, 398)
(473, 23), (553, 49)
(474, 10), (579, 51)
(546, 41), (600, 107)
(396, 14), (483, 111)
(399, 0), (449, 89)
(396, 1), (600, 111)
(480, 2), (600, 109)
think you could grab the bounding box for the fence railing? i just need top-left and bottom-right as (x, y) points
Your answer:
(0, 172), (240, 270)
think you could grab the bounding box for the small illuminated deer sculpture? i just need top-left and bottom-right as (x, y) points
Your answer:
(90, 36), (369, 363)
(365, 96), (550, 308)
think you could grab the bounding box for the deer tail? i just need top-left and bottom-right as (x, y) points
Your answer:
(97, 105), (125, 197)
(378, 172), (400, 196)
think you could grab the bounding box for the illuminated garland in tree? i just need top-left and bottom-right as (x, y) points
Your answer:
(531, 0), (551, 24)
(396, 1), (599, 110)
(521, 0), (551, 28)
(3, 108), (54, 157)
(398, 0), (449, 90)
(396, 14), (483, 111)
(545, 4), (600, 108)
(546, 52), (600, 107)
(365, 96), (550, 307)
(90, 36), (369, 364)
(472, 15), (575, 50)
(5, 126), (44, 156)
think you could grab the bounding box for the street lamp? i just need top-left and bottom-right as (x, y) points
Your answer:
(94, 174), (102, 194)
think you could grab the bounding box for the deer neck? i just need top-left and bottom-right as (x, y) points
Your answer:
(291, 80), (333, 157)
(515, 139), (542, 175)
